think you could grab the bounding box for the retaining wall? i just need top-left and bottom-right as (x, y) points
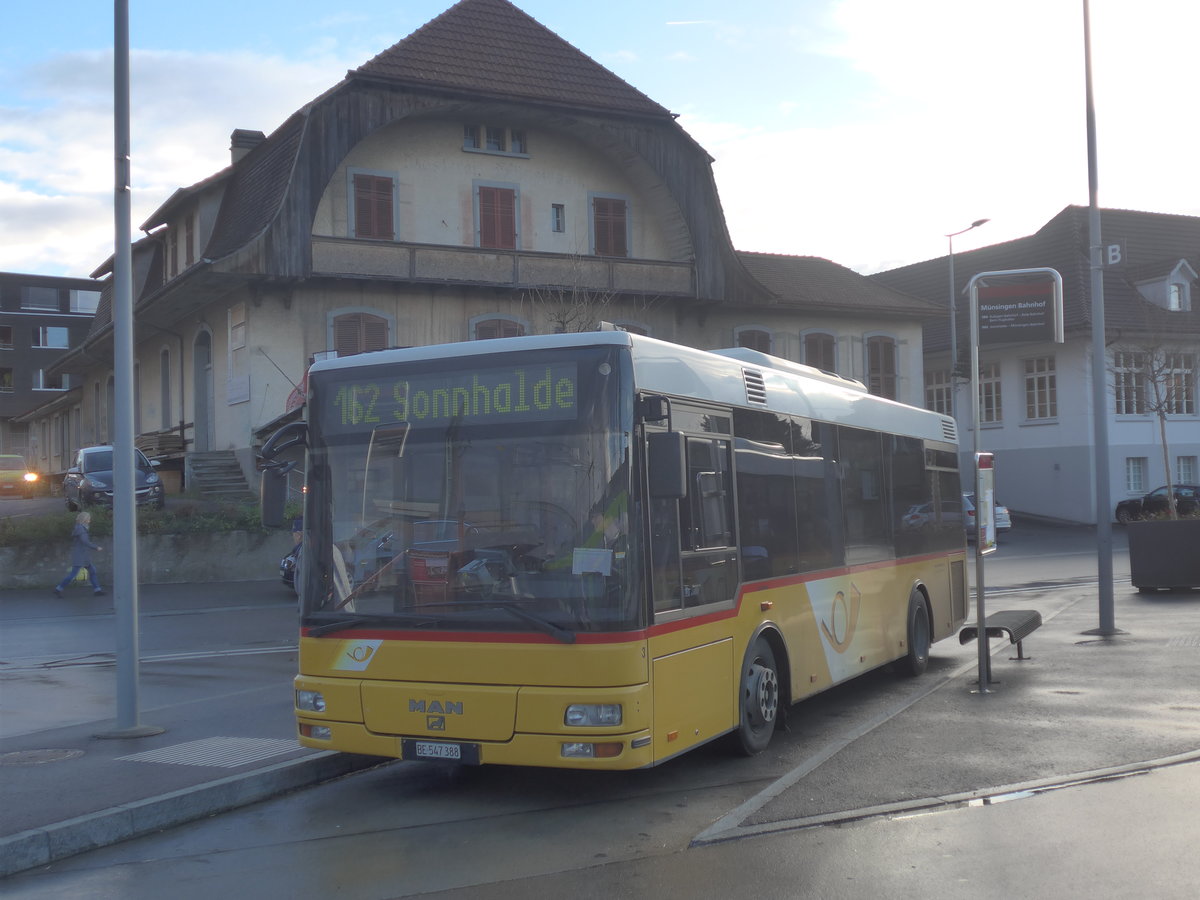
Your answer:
(0, 530), (295, 590)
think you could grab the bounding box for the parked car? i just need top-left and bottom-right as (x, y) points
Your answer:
(901, 500), (963, 532)
(963, 492), (1012, 539)
(0, 455), (38, 499)
(1115, 484), (1200, 524)
(280, 541), (301, 592)
(63, 446), (165, 511)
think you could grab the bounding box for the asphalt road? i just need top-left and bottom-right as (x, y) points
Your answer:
(5, 521), (1185, 900)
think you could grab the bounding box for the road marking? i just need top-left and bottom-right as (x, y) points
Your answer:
(695, 752), (1200, 843)
(117, 736), (302, 768)
(4, 646), (297, 670)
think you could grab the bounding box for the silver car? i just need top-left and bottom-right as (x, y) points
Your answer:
(963, 492), (1012, 538)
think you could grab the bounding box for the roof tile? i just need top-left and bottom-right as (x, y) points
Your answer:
(352, 0), (671, 118)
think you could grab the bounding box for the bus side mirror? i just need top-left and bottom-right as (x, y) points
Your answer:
(648, 432), (686, 499)
(261, 421), (307, 461)
(261, 467), (290, 528)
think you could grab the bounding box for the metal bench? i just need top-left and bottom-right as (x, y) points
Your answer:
(959, 609), (1042, 661)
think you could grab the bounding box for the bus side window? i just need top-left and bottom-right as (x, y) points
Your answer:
(650, 494), (682, 615)
(678, 437), (737, 608)
(681, 437), (733, 549)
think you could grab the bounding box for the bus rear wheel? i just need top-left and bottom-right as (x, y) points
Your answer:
(897, 590), (931, 677)
(734, 638), (779, 756)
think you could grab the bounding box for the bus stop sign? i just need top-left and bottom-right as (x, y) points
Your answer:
(975, 273), (1064, 346)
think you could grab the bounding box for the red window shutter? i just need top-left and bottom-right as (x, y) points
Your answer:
(738, 330), (771, 353)
(805, 333), (835, 372)
(593, 197), (627, 257)
(362, 316), (389, 352)
(353, 175), (394, 240)
(479, 187), (516, 249)
(867, 337), (897, 399)
(334, 313), (389, 357)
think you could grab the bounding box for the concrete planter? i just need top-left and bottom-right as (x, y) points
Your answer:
(0, 530), (294, 590)
(1127, 518), (1200, 592)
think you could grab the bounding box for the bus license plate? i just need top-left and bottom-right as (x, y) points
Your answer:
(402, 739), (481, 764)
(416, 741), (460, 760)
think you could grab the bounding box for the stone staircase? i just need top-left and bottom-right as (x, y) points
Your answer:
(187, 450), (256, 503)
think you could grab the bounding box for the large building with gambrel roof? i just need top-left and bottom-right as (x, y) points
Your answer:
(34, 0), (940, 488)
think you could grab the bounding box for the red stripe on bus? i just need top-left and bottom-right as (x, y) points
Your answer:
(300, 549), (963, 645)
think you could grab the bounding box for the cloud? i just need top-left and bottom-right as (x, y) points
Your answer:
(684, 0), (1200, 271)
(0, 46), (355, 276)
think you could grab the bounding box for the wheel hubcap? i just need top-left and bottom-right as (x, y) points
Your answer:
(747, 662), (778, 727)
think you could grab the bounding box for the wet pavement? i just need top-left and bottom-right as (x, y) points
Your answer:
(2, 569), (1199, 891)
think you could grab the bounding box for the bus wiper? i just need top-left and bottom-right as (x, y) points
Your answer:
(492, 605), (576, 644)
(306, 613), (439, 637)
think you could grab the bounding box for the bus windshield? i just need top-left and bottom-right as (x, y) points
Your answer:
(301, 346), (638, 636)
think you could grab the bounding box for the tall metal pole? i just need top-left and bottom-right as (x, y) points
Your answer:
(946, 219), (989, 421)
(99, 0), (161, 739)
(969, 286), (991, 690)
(1083, 0), (1118, 635)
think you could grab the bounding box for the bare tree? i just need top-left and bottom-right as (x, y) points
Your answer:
(522, 279), (618, 334)
(1109, 337), (1199, 519)
(519, 255), (662, 334)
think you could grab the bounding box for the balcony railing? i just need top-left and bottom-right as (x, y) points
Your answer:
(311, 237), (694, 297)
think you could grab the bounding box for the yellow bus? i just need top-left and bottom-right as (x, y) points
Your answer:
(262, 331), (968, 769)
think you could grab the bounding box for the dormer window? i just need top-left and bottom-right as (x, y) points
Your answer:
(1169, 283), (1184, 311)
(463, 123), (529, 158)
(1136, 260), (1195, 312)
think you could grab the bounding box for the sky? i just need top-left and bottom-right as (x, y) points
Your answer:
(2, 0), (1197, 280)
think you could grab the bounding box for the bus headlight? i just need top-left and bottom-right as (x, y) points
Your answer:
(23, 472), (38, 483)
(564, 703), (622, 727)
(561, 741), (623, 759)
(296, 690), (326, 712)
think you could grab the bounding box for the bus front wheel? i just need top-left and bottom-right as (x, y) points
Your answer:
(897, 590), (931, 677)
(734, 638), (779, 756)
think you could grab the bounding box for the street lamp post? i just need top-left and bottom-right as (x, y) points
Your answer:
(946, 218), (990, 412)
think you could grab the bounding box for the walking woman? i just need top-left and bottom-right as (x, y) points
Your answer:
(53, 511), (105, 597)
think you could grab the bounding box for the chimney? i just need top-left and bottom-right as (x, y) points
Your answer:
(230, 129), (266, 164)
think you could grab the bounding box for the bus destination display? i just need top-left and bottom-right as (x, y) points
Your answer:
(321, 362), (578, 433)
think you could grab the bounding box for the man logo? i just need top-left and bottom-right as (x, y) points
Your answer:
(408, 699), (464, 715)
(427, 716), (446, 731)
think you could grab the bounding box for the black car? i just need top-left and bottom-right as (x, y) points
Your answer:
(1115, 484), (1199, 524)
(280, 541), (301, 592)
(63, 445), (166, 511)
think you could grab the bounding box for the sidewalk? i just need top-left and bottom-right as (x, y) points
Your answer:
(0, 582), (382, 878)
(699, 580), (1200, 844)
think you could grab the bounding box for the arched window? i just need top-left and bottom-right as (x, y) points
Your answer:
(473, 316), (526, 340)
(735, 327), (772, 354)
(333, 312), (389, 357)
(802, 332), (836, 372)
(866, 336), (898, 400)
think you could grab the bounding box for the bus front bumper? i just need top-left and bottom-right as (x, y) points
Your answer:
(296, 717), (656, 769)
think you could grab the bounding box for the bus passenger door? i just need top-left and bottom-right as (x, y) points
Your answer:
(678, 437), (738, 607)
(646, 421), (739, 757)
(648, 431), (738, 615)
